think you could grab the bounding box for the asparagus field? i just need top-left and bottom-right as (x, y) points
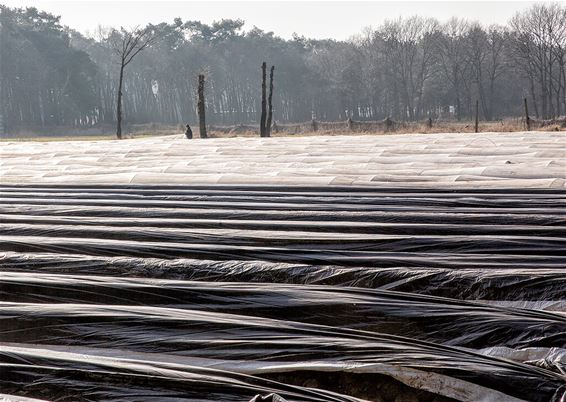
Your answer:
(0, 132), (565, 401)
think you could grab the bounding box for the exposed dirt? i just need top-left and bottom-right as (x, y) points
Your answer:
(262, 371), (457, 402)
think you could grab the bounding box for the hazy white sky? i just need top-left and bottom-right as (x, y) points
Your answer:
(3, 0), (544, 40)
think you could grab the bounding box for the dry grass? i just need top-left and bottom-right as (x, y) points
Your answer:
(0, 131), (174, 142)
(208, 119), (564, 138)
(2, 119), (564, 142)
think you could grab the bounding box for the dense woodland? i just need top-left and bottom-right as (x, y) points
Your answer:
(1, 3), (565, 133)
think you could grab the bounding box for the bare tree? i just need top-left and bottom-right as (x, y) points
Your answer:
(465, 24), (489, 120)
(484, 26), (509, 119)
(434, 18), (470, 120)
(260, 62), (267, 137)
(548, 6), (566, 116)
(108, 26), (159, 139)
(197, 74), (207, 138)
(379, 17), (439, 121)
(510, 4), (566, 118)
(266, 65), (275, 136)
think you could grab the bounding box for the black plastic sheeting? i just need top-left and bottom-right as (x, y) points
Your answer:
(0, 185), (565, 402)
(1, 273), (564, 350)
(2, 252), (565, 300)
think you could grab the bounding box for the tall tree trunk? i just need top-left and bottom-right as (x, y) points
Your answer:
(529, 76), (539, 118)
(556, 65), (562, 117)
(266, 65), (274, 137)
(474, 99), (479, 133)
(0, 19), (5, 135)
(488, 78), (496, 120)
(540, 67), (547, 119)
(116, 64), (124, 139)
(478, 82), (490, 121)
(260, 62), (267, 137)
(453, 68), (462, 121)
(524, 98), (531, 130)
(197, 74), (207, 138)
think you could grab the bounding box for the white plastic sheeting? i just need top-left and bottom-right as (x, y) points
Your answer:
(1, 132), (565, 188)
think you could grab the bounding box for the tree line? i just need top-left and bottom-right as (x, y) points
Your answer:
(1, 3), (565, 134)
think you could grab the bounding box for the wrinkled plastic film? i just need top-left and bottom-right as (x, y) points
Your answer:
(0, 185), (565, 401)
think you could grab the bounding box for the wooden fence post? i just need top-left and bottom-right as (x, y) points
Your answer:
(197, 74), (207, 139)
(524, 98), (531, 131)
(474, 99), (479, 133)
(260, 62), (267, 137)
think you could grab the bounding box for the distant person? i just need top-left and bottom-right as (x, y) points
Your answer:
(185, 124), (193, 139)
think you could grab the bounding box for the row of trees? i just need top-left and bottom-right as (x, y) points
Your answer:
(1, 3), (565, 134)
